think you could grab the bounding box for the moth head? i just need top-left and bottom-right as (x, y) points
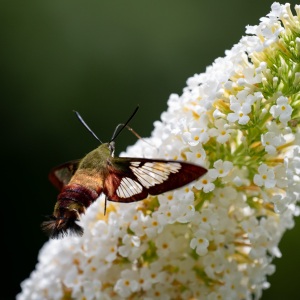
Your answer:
(109, 141), (115, 156)
(41, 206), (84, 239)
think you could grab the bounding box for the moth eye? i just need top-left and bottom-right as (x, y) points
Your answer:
(108, 141), (115, 156)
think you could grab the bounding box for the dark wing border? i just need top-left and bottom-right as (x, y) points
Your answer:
(103, 157), (207, 203)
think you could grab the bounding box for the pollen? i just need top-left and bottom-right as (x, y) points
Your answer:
(202, 179), (208, 184)
(192, 111), (200, 120)
(152, 221), (158, 226)
(194, 136), (199, 141)
(196, 153), (202, 158)
(281, 105), (286, 111)
(73, 258), (80, 266)
(167, 195), (173, 200)
(162, 243), (169, 249)
(221, 130), (226, 135)
(124, 280), (130, 287)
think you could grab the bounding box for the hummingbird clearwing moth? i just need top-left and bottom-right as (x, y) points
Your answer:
(42, 107), (208, 239)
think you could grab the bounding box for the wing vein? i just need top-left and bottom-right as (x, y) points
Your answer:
(130, 162), (182, 188)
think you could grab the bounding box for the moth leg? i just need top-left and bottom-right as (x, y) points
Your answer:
(104, 195), (108, 215)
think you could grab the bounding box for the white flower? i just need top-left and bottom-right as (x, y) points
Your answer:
(209, 159), (233, 179)
(203, 252), (225, 279)
(118, 234), (147, 261)
(228, 101), (251, 125)
(182, 114), (209, 145)
(144, 284), (171, 300)
(253, 164), (276, 188)
(156, 203), (182, 225)
(185, 144), (207, 165)
(128, 209), (150, 236)
(227, 91), (263, 125)
(194, 173), (215, 193)
(190, 234), (209, 256)
(114, 270), (139, 297)
(173, 184), (195, 203)
(176, 203), (196, 223)
(236, 65), (263, 86)
(155, 230), (177, 257)
(208, 118), (232, 143)
(183, 127), (209, 146)
(270, 96), (293, 124)
(261, 131), (282, 155)
(144, 213), (164, 238)
(213, 186), (238, 207)
(130, 266), (166, 293)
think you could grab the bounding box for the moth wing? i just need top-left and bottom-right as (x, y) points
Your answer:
(103, 157), (207, 203)
(48, 159), (81, 191)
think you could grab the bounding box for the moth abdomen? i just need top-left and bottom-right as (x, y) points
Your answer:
(41, 184), (101, 239)
(41, 214), (84, 239)
(58, 183), (100, 207)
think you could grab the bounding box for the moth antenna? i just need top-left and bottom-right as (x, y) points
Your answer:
(110, 106), (139, 142)
(73, 110), (103, 144)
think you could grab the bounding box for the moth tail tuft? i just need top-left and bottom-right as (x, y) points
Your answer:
(41, 215), (83, 239)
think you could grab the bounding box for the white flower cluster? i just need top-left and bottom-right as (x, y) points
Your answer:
(18, 3), (300, 300)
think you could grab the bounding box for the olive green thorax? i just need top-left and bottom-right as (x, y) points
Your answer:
(77, 143), (114, 172)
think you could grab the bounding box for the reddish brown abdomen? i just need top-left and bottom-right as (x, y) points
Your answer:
(57, 168), (105, 212)
(58, 183), (100, 209)
(41, 171), (105, 238)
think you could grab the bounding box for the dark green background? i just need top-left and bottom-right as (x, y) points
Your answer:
(2, 1), (299, 299)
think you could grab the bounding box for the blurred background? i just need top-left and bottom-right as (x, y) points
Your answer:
(1, 1), (299, 299)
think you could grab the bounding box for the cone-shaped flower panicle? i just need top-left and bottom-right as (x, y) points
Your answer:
(18, 3), (300, 300)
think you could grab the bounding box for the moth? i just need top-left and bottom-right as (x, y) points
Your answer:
(42, 107), (207, 238)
